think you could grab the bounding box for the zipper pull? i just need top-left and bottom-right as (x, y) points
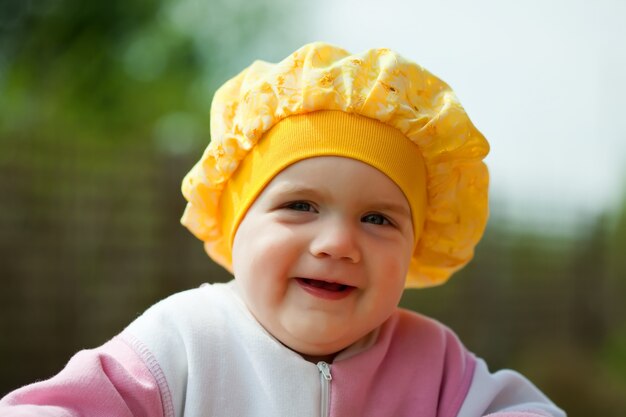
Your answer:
(317, 361), (332, 417)
(317, 361), (332, 381)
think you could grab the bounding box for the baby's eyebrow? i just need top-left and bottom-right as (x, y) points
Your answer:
(270, 182), (320, 195)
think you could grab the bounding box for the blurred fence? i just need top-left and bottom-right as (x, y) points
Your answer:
(0, 134), (231, 391)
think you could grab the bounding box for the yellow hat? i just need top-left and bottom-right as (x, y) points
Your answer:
(181, 42), (490, 288)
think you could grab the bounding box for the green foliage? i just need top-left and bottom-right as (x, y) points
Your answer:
(2, 0), (164, 139)
(0, 0), (298, 147)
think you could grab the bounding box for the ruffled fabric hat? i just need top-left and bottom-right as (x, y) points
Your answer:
(181, 42), (490, 288)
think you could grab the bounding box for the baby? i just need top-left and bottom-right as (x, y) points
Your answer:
(0, 42), (566, 417)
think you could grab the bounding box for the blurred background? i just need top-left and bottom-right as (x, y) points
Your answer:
(1, 0), (625, 414)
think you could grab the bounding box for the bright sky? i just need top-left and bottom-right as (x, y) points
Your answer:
(304, 0), (626, 223)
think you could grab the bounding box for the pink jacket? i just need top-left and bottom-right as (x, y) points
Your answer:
(0, 282), (565, 417)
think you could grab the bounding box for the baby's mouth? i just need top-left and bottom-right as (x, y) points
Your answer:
(295, 278), (354, 292)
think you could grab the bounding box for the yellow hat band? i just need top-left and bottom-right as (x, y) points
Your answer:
(219, 110), (428, 252)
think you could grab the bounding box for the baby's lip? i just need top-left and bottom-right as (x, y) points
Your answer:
(294, 277), (357, 300)
(294, 277), (357, 291)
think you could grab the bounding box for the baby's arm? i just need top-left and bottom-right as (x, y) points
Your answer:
(457, 358), (566, 417)
(0, 337), (164, 417)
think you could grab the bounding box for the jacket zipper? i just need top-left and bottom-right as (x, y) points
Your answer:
(317, 361), (332, 417)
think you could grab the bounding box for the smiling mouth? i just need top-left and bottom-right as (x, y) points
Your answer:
(299, 278), (351, 291)
(295, 278), (356, 299)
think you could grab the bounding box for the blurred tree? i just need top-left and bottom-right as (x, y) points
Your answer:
(607, 189), (626, 326)
(601, 187), (626, 383)
(0, 0), (301, 145)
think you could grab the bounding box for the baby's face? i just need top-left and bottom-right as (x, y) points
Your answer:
(231, 156), (415, 361)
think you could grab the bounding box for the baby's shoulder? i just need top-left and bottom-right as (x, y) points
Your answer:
(142, 281), (236, 314)
(393, 308), (458, 335)
(122, 281), (246, 343)
(116, 281), (248, 415)
(389, 308), (469, 357)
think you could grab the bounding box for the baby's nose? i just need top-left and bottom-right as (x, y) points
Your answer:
(309, 219), (361, 263)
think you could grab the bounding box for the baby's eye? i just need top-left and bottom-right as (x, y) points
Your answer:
(361, 213), (391, 226)
(286, 201), (315, 212)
